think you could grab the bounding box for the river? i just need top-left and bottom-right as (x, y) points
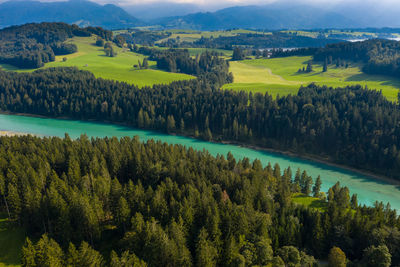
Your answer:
(1, 113), (399, 210)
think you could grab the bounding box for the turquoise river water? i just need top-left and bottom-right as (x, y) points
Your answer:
(1, 113), (399, 210)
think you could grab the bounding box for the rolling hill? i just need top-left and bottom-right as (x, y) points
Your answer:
(0, 0), (141, 29)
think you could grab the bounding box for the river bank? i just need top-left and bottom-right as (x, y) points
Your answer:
(1, 110), (399, 187)
(0, 130), (30, 136)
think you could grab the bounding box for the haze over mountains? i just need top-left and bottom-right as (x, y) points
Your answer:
(0, 0), (140, 29)
(1, 0), (400, 30)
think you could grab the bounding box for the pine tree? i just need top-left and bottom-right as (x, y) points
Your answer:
(306, 62), (313, 73)
(22, 238), (36, 267)
(328, 247), (346, 267)
(323, 58), (328, 72)
(142, 58), (149, 69)
(313, 176), (322, 197)
(167, 115), (176, 132)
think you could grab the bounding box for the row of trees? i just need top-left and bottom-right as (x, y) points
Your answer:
(119, 30), (170, 46)
(0, 135), (395, 266)
(158, 32), (343, 50)
(0, 22), (112, 68)
(132, 46), (232, 79)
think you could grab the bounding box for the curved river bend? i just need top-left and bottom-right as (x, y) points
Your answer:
(1, 113), (399, 210)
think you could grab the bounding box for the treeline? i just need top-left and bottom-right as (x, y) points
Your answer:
(0, 135), (396, 266)
(313, 39), (400, 77)
(118, 30), (170, 46)
(159, 32), (344, 50)
(0, 22), (112, 68)
(131, 46), (232, 84)
(1, 68), (400, 179)
(270, 47), (319, 58)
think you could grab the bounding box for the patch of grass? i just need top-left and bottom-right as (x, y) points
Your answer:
(0, 36), (195, 88)
(224, 56), (400, 101)
(223, 83), (300, 98)
(0, 214), (25, 267)
(186, 48), (232, 57)
(292, 193), (328, 212)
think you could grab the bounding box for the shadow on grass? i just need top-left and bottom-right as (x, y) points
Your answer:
(0, 213), (25, 266)
(345, 73), (400, 88)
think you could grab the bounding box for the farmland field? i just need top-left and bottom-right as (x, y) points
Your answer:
(224, 56), (400, 101)
(0, 36), (195, 88)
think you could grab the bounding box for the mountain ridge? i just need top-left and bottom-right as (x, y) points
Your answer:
(0, 0), (141, 29)
(154, 4), (361, 30)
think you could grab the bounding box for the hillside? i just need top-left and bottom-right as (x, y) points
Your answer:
(0, 36), (195, 87)
(223, 56), (400, 101)
(156, 4), (359, 30)
(0, 0), (141, 29)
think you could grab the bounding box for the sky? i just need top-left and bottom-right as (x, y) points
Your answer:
(76, 0), (397, 6)
(1, 0), (398, 10)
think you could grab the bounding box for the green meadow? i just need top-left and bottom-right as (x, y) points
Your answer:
(0, 36), (195, 88)
(156, 29), (271, 44)
(224, 56), (400, 101)
(292, 193), (328, 212)
(0, 214), (25, 267)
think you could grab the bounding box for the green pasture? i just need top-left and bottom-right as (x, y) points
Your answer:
(0, 36), (194, 87)
(0, 214), (25, 266)
(156, 29), (270, 44)
(292, 193), (327, 212)
(223, 56), (400, 101)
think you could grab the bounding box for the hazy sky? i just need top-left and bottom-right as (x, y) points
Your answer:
(2, 0), (398, 9)
(84, 0), (397, 6)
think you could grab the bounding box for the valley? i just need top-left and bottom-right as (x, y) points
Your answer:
(0, 13), (399, 267)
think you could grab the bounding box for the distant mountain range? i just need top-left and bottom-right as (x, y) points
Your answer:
(1, 0), (400, 30)
(0, 0), (141, 29)
(154, 4), (360, 30)
(124, 2), (203, 21)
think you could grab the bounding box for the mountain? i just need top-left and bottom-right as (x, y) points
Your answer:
(155, 4), (360, 30)
(0, 0), (141, 29)
(124, 2), (203, 21)
(332, 1), (400, 28)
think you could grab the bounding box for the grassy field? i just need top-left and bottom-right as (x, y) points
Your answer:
(292, 193), (328, 212)
(0, 214), (25, 266)
(156, 29), (271, 44)
(223, 56), (400, 101)
(0, 36), (195, 88)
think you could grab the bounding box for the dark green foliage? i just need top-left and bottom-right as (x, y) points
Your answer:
(113, 35), (126, 48)
(119, 30), (170, 46)
(362, 245), (391, 267)
(323, 58), (328, 72)
(306, 61), (313, 73)
(96, 37), (105, 47)
(161, 32), (343, 50)
(51, 43), (78, 56)
(104, 46), (117, 57)
(232, 47), (245, 61)
(0, 135), (398, 266)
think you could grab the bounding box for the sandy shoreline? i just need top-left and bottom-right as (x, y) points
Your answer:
(1, 110), (399, 186)
(0, 130), (30, 136)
